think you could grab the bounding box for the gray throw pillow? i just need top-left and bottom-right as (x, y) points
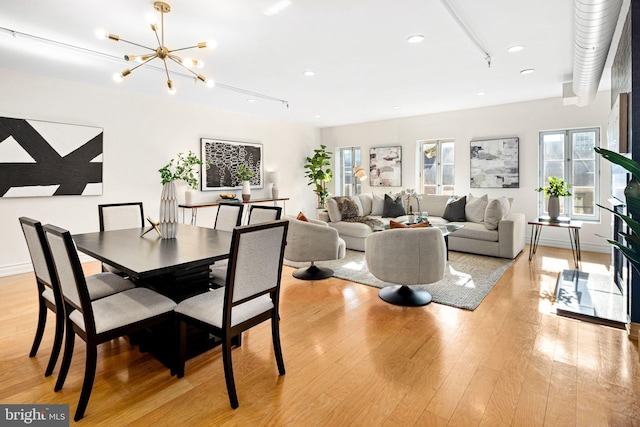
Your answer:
(465, 194), (488, 223)
(484, 198), (505, 230)
(382, 194), (405, 218)
(442, 196), (467, 222)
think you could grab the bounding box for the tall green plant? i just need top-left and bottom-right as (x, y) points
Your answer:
(595, 147), (640, 272)
(304, 144), (333, 208)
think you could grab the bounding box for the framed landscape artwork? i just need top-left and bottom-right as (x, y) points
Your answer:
(470, 137), (519, 188)
(370, 146), (402, 187)
(0, 116), (103, 198)
(200, 138), (263, 191)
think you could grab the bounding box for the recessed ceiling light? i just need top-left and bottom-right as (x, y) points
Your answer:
(247, 99), (256, 103)
(392, 105), (401, 109)
(520, 68), (535, 74)
(314, 115), (321, 118)
(303, 70), (315, 77)
(508, 45), (524, 53)
(407, 35), (425, 44)
(476, 92), (486, 96)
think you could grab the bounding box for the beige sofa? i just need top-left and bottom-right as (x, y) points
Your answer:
(318, 193), (525, 259)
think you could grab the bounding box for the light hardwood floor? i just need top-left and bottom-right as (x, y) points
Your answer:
(1, 245), (639, 426)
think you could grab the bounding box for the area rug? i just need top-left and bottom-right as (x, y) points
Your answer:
(284, 250), (513, 310)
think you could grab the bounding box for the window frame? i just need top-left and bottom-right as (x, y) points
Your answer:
(538, 127), (600, 221)
(417, 139), (455, 195)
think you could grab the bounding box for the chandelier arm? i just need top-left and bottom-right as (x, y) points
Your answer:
(168, 45), (202, 53)
(114, 38), (156, 52)
(168, 56), (199, 78)
(127, 54), (159, 73)
(161, 59), (171, 82)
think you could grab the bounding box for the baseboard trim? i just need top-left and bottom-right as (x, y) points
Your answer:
(627, 322), (640, 341)
(0, 254), (97, 279)
(525, 235), (610, 254)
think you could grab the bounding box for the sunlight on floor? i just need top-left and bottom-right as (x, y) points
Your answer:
(342, 261), (364, 271)
(447, 265), (476, 289)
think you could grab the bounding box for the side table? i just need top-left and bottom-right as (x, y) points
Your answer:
(528, 218), (582, 269)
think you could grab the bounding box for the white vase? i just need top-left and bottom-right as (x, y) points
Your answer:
(159, 181), (179, 239)
(271, 183), (279, 199)
(185, 188), (193, 206)
(548, 196), (560, 220)
(242, 180), (251, 202)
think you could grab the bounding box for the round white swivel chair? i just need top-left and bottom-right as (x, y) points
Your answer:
(365, 228), (446, 306)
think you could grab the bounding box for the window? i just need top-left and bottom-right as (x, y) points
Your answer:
(538, 128), (600, 220)
(418, 139), (455, 195)
(335, 146), (362, 196)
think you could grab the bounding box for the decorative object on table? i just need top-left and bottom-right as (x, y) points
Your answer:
(97, 1), (216, 95)
(535, 176), (572, 221)
(141, 216), (162, 238)
(369, 146), (402, 187)
(237, 164), (255, 202)
(399, 188), (422, 216)
(470, 137), (519, 188)
(267, 171), (280, 199)
(159, 151), (205, 238)
(594, 147), (640, 272)
(0, 116), (103, 198)
(219, 193), (238, 201)
(200, 138), (263, 191)
(304, 144), (333, 208)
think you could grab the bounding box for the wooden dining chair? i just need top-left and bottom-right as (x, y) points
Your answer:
(210, 205), (283, 287)
(176, 220), (289, 409)
(248, 205), (282, 224)
(214, 202), (244, 231)
(19, 217), (136, 378)
(98, 202), (145, 275)
(43, 224), (177, 421)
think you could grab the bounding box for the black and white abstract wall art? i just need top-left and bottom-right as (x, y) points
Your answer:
(0, 116), (103, 197)
(470, 137), (519, 188)
(200, 138), (263, 191)
(369, 146), (402, 187)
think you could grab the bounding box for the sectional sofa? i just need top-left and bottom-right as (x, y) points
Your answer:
(317, 193), (525, 259)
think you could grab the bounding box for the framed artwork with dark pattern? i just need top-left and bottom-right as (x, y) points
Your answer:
(200, 138), (263, 191)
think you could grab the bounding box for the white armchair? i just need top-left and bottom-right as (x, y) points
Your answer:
(365, 228), (446, 306)
(284, 216), (346, 280)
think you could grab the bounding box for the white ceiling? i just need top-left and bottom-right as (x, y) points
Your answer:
(0, 0), (624, 128)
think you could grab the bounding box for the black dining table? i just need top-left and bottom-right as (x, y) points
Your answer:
(73, 224), (233, 362)
(73, 223), (232, 302)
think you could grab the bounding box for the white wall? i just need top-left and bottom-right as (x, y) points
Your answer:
(321, 92), (613, 254)
(0, 68), (320, 276)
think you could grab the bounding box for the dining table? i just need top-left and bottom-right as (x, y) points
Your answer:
(73, 223), (233, 362)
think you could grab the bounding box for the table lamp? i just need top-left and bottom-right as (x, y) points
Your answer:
(268, 171), (280, 199)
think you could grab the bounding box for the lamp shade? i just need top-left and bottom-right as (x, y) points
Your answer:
(354, 166), (367, 181)
(267, 171), (280, 183)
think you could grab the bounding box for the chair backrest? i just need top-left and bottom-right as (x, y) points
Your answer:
(215, 203), (244, 232)
(224, 220), (289, 322)
(365, 228), (446, 285)
(248, 205), (282, 224)
(98, 202), (144, 231)
(19, 217), (57, 292)
(43, 225), (95, 331)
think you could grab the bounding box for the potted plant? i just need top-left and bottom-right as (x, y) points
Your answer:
(595, 147), (640, 272)
(304, 144), (333, 208)
(535, 176), (572, 221)
(237, 164), (255, 202)
(158, 151), (205, 238)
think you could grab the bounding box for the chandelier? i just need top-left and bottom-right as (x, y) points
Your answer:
(97, 1), (215, 94)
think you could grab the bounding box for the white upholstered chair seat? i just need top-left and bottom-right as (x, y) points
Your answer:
(176, 289), (273, 328)
(85, 273), (136, 299)
(68, 288), (176, 334)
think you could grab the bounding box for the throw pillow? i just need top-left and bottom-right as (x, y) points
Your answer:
(465, 193), (488, 223)
(334, 196), (359, 219)
(442, 196), (467, 222)
(296, 211), (309, 222)
(371, 193), (384, 215)
(483, 199), (505, 230)
(382, 194), (406, 218)
(389, 220), (430, 229)
(326, 198), (342, 222)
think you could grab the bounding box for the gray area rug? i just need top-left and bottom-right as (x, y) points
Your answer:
(284, 250), (513, 310)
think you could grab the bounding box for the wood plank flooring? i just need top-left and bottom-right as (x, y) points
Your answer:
(1, 245), (639, 426)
